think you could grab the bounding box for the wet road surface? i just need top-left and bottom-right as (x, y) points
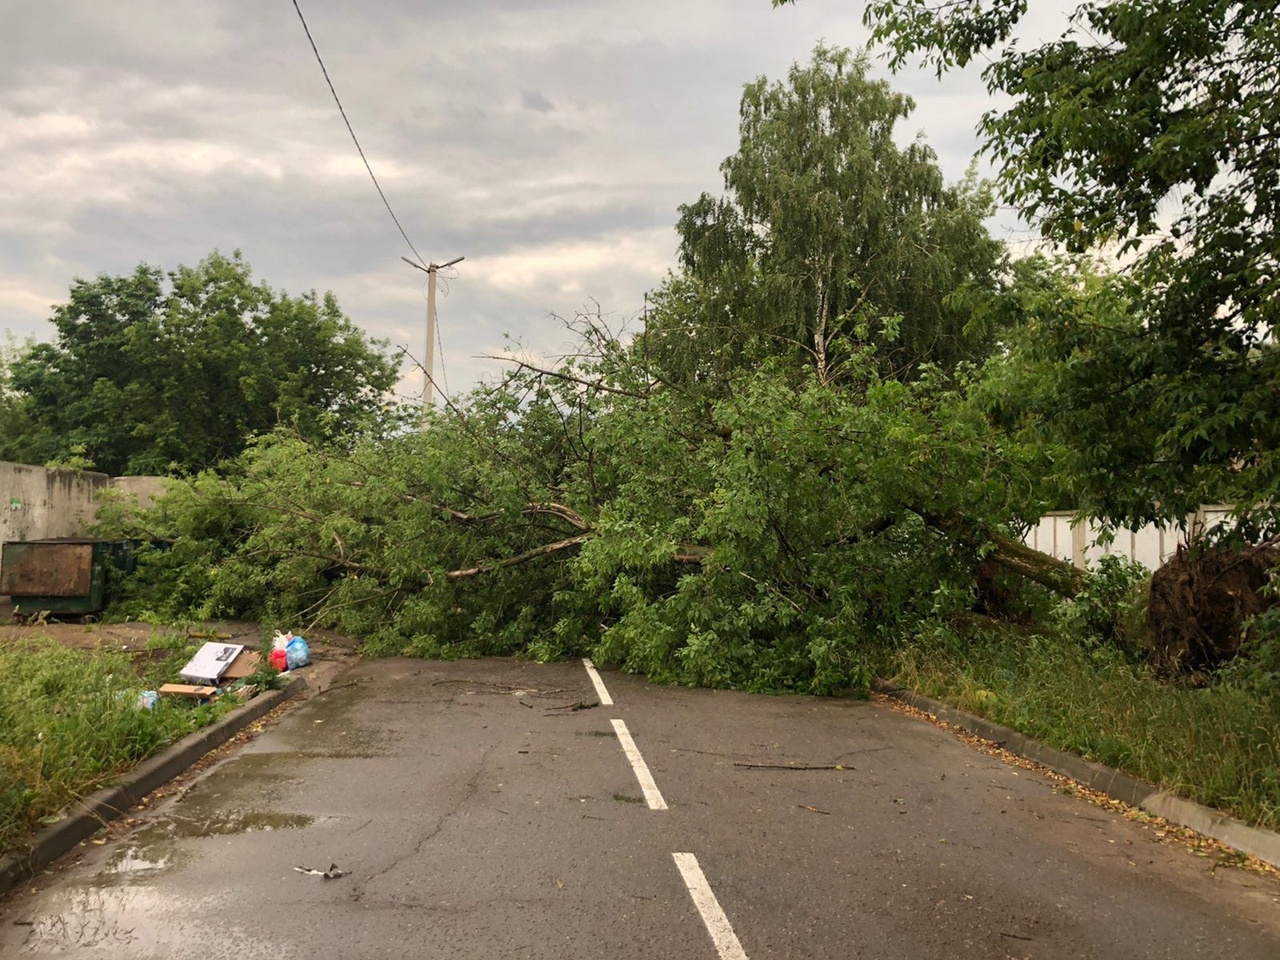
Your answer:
(1, 657), (1277, 959)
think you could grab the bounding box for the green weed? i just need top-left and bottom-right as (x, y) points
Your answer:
(0, 638), (236, 857)
(893, 625), (1280, 831)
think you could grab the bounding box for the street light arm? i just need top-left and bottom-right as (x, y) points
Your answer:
(402, 255), (464, 272)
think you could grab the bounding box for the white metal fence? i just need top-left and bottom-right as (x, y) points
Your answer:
(1024, 505), (1236, 572)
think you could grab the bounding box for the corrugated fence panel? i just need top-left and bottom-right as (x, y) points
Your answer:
(1024, 507), (1236, 572)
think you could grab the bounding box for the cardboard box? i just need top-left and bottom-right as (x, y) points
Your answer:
(219, 650), (261, 681)
(179, 642), (245, 685)
(159, 683), (219, 699)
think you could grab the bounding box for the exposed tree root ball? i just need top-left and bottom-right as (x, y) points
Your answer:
(1147, 545), (1278, 673)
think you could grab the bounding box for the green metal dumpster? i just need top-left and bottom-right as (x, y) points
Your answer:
(0, 538), (135, 619)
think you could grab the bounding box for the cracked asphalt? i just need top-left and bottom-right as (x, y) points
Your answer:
(1, 657), (1278, 959)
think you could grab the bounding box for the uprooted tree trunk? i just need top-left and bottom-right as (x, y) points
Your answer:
(916, 510), (1084, 599)
(981, 528), (1085, 599)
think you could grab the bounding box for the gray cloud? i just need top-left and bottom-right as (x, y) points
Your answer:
(520, 90), (556, 114)
(0, 1), (1072, 399)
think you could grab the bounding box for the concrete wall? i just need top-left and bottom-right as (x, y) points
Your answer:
(108, 475), (168, 511)
(1, 461), (110, 547)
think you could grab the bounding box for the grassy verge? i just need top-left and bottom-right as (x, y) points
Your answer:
(890, 624), (1280, 832)
(0, 636), (244, 857)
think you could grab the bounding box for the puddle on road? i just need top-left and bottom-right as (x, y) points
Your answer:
(103, 843), (180, 877)
(91, 809), (315, 888)
(6, 884), (226, 954)
(135, 809), (316, 842)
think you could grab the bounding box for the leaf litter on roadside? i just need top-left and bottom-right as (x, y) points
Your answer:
(875, 693), (1280, 881)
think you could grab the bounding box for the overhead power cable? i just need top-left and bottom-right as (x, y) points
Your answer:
(289, 0), (428, 268)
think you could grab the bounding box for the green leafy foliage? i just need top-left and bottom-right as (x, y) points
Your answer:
(103, 321), (1061, 695)
(1223, 606), (1280, 696)
(1050, 554), (1150, 651)
(91, 51), (1068, 696)
(774, 1), (1280, 538)
(90, 40), (1274, 736)
(5, 251), (399, 475)
(648, 45), (1003, 389)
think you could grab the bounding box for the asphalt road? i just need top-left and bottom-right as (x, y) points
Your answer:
(1, 657), (1277, 959)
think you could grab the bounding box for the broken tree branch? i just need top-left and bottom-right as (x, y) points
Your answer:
(483, 355), (655, 399)
(445, 534), (595, 579)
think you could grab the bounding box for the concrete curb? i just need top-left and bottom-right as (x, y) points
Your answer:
(874, 681), (1280, 870)
(0, 678), (305, 898)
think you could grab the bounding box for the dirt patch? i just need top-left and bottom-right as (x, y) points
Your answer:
(1147, 545), (1278, 673)
(0, 608), (182, 653)
(0, 606), (362, 690)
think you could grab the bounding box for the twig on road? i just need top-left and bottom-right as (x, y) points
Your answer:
(734, 761), (853, 771)
(294, 863), (348, 880)
(319, 678), (370, 695)
(544, 699), (599, 713)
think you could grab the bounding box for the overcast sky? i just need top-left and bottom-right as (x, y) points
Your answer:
(0, 1), (1067, 401)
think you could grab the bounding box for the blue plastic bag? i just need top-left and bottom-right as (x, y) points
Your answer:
(285, 636), (311, 670)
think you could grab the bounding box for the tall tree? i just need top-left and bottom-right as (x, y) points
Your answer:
(648, 45), (1002, 389)
(7, 252), (399, 475)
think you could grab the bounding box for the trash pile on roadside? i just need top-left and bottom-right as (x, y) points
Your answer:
(137, 630), (311, 708)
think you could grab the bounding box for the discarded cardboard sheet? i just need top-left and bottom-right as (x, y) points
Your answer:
(179, 642), (246, 685)
(219, 650), (261, 681)
(159, 683), (218, 699)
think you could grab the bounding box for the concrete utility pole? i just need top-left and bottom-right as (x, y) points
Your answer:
(402, 255), (464, 419)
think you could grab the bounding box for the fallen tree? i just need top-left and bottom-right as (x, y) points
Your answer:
(98, 41), (1280, 690)
(99, 333), (1101, 694)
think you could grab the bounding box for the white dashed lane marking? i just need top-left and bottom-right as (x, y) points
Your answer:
(611, 719), (668, 810)
(582, 657), (614, 706)
(672, 852), (750, 960)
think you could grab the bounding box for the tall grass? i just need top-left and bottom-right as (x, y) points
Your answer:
(0, 638), (232, 857)
(893, 626), (1280, 831)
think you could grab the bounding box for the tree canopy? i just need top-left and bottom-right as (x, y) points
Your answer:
(96, 39), (1276, 702)
(646, 45), (1003, 389)
(98, 50), (1079, 693)
(4, 252), (399, 475)
(774, 1), (1280, 536)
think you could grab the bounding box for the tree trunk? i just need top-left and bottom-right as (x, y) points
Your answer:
(984, 529), (1084, 599)
(918, 511), (1084, 599)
